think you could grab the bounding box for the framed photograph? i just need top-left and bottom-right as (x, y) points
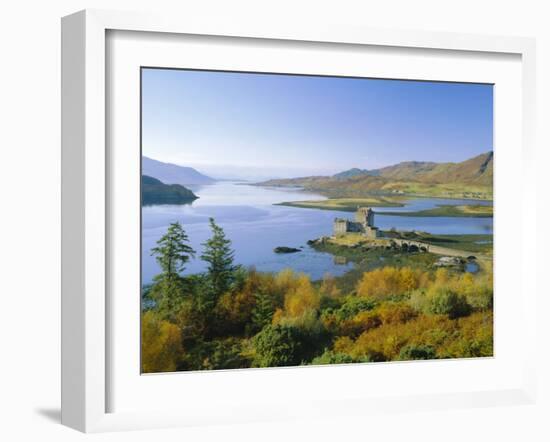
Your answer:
(61, 9), (537, 432)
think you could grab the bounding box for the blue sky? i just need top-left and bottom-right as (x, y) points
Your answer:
(142, 68), (493, 180)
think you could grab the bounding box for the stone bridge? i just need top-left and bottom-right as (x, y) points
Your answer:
(390, 238), (477, 259)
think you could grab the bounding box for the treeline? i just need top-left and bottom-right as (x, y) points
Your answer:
(142, 220), (493, 373)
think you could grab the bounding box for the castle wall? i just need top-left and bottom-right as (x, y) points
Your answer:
(334, 208), (377, 237)
(365, 226), (380, 239)
(334, 220), (348, 235)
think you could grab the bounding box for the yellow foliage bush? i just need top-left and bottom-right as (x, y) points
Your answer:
(333, 336), (354, 354)
(319, 273), (341, 298)
(283, 274), (320, 318)
(337, 310), (382, 337)
(274, 268), (301, 293)
(342, 311), (493, 361)
(216, 290), (255, 326)
(272, 308), (284, 325)
(408, 268), (493, 314)
(377, 302), (418, 325)
(141, 311), (183, 373)
(356, 267), (423, 299)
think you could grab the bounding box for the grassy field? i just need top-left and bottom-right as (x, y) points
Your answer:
(378, 182), (492, 200)
(378, 204), (493, 218)
(277, 197), (403, 211)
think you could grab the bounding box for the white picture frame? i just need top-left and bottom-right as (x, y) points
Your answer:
(61, 9), (537, 433)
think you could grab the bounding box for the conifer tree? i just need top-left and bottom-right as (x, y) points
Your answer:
(150, 222), (195, 319)
(151, 222), (195, 278)
(201, 218), (237, 296)
(252, 291), (274, 332)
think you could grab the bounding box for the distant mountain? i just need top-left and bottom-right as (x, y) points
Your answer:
(333, 168), (379, 180)
(142, 156), (215, 185)
(257, 151), (493, 200)
(142, 175), (199, 205)
(373, 152), (493, 186)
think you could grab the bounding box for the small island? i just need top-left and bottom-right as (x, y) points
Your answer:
(142, 175), (199, 205)
(273, 246), (301, 254)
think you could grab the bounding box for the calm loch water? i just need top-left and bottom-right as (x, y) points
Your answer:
(142, 182), (493, 283)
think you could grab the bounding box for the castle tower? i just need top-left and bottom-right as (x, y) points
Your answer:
(355, 207), (375, 227)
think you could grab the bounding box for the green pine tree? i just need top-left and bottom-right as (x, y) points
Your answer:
(251, 291), (274, 332)
(151, 221), (195, 278)
(150, 222), (195, 319)
(201, 218), (237, 296)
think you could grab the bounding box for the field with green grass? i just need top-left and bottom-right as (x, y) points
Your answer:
(378, 204), (493, 218)
(277, 197), (403, 211)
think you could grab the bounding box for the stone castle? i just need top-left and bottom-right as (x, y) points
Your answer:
(333, 207), (381, 239)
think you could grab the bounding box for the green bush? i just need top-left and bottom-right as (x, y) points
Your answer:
(398, 344), (436, 360)
(465, 286), (493, 311)
(311, 350), (383, 365)
(203, 338), (250, 370)
(427, 288), (471, 319)
(311, 351), (355, 365)
(252, 324), (305, 367)
(331, 296), (376, 321)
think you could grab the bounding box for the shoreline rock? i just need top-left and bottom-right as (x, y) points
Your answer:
(274, 246), (301, 254)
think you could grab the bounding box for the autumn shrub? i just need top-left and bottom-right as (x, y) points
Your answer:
(409, 269), (492, 317)
(319, 273), (342, 298)
(283, 274), (320, 317)
(320, 296), (378, 336)
(337, 310), (382, 337)
(408, 289), (428, 313)
(377, 302), (418, 325)
(457, 272), (493, 310)
(333, 336), (354, 354)
(439, 312), (493, 358)
(356, 267), (422, 299)
(141, 311), (183, 373)
(333, 310), (493, 362)
(214, 290), (255, 335)
(274, 268), (302, 294)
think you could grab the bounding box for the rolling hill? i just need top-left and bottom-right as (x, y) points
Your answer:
(375, 152), (493, 186)
(258, 151), (493, 200)
(142, 156), (215, 185)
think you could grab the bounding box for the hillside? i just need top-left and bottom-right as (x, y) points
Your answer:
(333, 152), (493, 185)
(143, 156), (215, 185)
(376, 152), (493, 186)
(333, 168), (379, 180)
(257, 151), (493, 200)
(142, 175), (199, 205)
